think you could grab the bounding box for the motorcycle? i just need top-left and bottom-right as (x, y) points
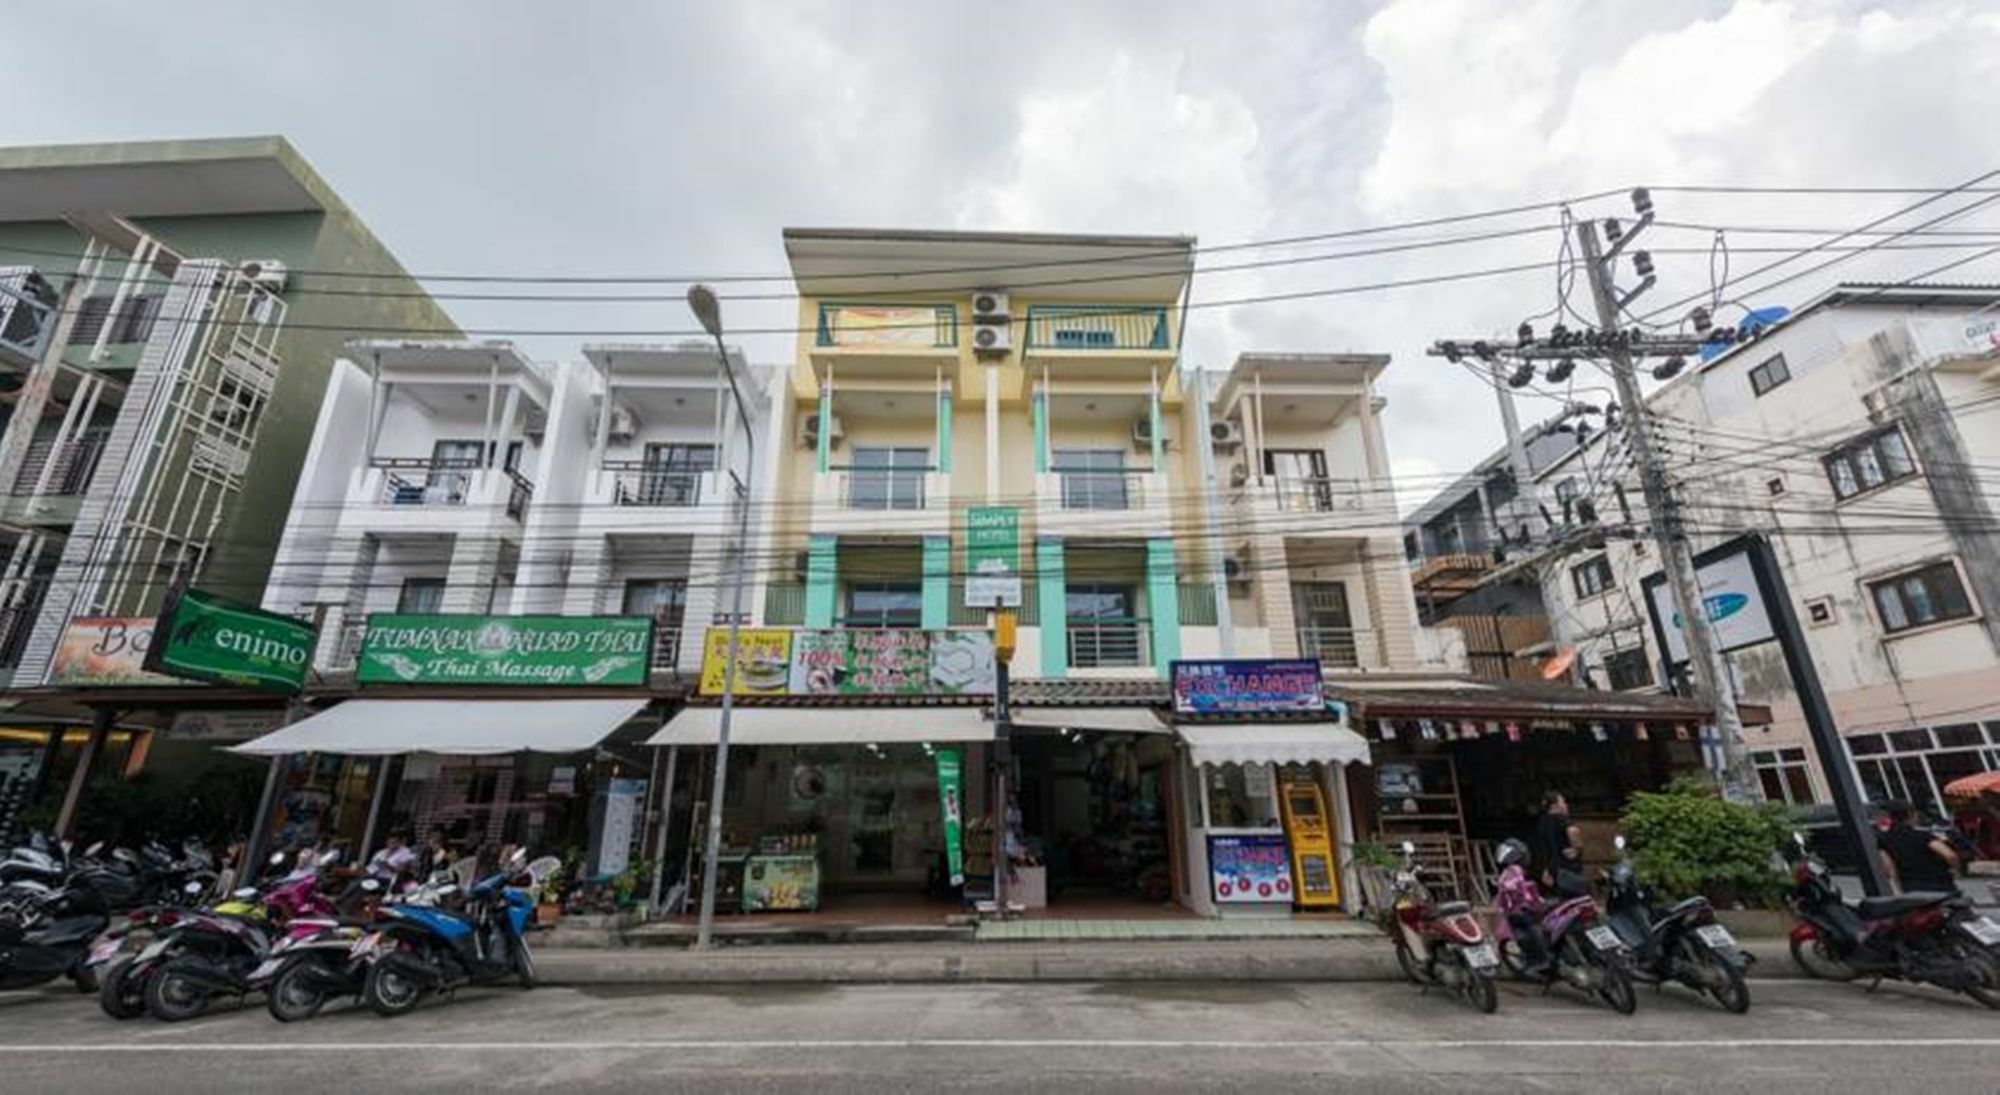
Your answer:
(1785, 833), (2000, 1009)
(140, 851), (343, 1021)
(0, 900), (107, 991)
(354, 850), (548, 1017)
(1601, 834), (1752, 1013)
(254, 874), (406, 1023)
(1491, 844), (1637, 1014)
(1385, 840), (1499, 1012)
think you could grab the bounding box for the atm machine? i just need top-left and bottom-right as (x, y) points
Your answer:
(1278, 771), (1341, 908)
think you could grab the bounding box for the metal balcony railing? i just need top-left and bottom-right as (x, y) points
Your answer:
(1057, 470), (1146, 511)
(1272, 476), (1338, 514)
(650, 625), (683, 670)
(838, 465), (932, 511)
(1024, 304), (1171, 351)
(503, 469), (534, 521)
(11, 432), (108, 496)
(814, 302), (958, 349)
(0, 587), (48, 670)
(374, 456), (481, 506)
(604, 462), (703, 507)
(1067, 618), (1149, 668)
(1296, 625), (1382, 670)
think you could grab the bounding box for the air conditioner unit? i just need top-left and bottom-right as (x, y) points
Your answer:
(971, 320), (1010, 356)
(607, 405), (640, 442)
(0, 268), (58, 368)
(522, 405), (548, 442)
(801, 412), (845, 450)
(970, 290), (1009, 323)
(1210, 420), (1244, 450)
(238, 260), (289, 293)
(971, 290), (1010, 357)
(1131, 416), (1167, 450)
(1223, 547), (1252, 585)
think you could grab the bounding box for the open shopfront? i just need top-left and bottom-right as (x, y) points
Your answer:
(1004, 707), (1179, 912)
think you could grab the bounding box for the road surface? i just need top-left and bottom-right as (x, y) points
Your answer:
(3, 975), (1995, 1092)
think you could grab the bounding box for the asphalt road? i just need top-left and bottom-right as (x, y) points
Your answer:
(2, 976), (1996, 1093)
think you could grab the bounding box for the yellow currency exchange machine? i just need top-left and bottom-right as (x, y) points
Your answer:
(1278, 772), (1340, 908)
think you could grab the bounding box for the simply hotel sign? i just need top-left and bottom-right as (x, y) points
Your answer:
(147, 589), (316, 694)
(357, 614), (653, 687)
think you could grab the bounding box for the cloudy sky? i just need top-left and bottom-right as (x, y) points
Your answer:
(6, 0), (1999, 505)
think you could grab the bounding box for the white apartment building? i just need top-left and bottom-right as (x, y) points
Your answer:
(1532, 284), (2000, 813)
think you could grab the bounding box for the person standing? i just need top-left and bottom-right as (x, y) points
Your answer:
(1534, 791), (1584, 896)
(1878, 801), (1961, 894)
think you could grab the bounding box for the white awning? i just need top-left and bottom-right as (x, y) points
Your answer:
(231, 699), (649, 757)
(648, 706), (993, 747)
(1008, 707), (1168, 734)
(1175, 722), (1372, 767)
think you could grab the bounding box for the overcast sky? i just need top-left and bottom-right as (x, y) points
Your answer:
(6, 0), (1998, 506)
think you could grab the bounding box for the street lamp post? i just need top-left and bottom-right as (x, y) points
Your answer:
(687, 284), (755, 950)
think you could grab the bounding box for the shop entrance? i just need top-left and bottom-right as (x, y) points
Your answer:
(1012, 732), (1176, 911)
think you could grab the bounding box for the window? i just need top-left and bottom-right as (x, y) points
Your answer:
(844, 582), (922, 628)
(1748, 354), (1791, 396)
(1765, 476), (1787, 497)
(631, 443), (714, 505)
(397, 578), (445, 614)
(848, 447), (929, 511)
(1823, 426), (1917, 500)
(1265, 449), (1333, 512)
(622, 578), (686, 620)
(1571, 555), (1614, 599)
(1804, 596), (1835, 627)
(1292, 582), (1357, 666)
(1851, 719), (2000, 818)
(1868, 560), (1975, 634)
(1053, 449), (1129, 510)
(1554, 477), (1579, 505)
(1602, 647), (1651, 691)
(71, 293), (161, 345)
(1066, 583), (1143, 667)
(1752, 747), (1816, 805)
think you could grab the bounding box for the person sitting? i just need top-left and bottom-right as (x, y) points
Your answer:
(1878, 800), (1961, 894)
(1493, 838), (1552, 974)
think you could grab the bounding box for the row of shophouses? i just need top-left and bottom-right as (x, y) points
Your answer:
(2, 138), (1753, 922)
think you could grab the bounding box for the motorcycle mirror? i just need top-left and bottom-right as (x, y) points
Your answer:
(1399, 840), (1415, 856)
(1792, 831), (1806, 848)
(183, 880), (204, 895)
(507, 848), (528, 870)
(316, 849), (342, 867)
(269, 852), (288, 866)
(233, 886), (259, 900)
(84, 841), (104, 857)
(1614, 835), (1627, 851)
(436, 884), (458, 897)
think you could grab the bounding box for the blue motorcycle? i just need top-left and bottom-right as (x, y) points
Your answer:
(354, 852), (539, 1017)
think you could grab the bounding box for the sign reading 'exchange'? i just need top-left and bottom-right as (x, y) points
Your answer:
(357, 614), (653, 687)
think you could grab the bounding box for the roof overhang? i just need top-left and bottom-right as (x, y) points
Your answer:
(783, 227), (1194, 301)
(0, 136), (334, 223)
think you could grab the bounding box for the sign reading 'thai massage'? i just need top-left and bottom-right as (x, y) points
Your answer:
(358, 614), (653, 686)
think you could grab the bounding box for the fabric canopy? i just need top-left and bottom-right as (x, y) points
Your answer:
(648, 706), (993, 747)
(1942, 771), (2000, 798)
(1007, 707), (1168, 734)
(1175, 722), (1371, 768)
(232, 699), (649, 756)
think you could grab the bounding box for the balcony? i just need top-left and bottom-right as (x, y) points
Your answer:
(1408, 552), (1493, 602)
(0, 271), (58, 369)
(10, 432), (108, 497)
(1024, 304), (1171, 352)
(1034, 469), (1169, 538)
(809, 465), (951, 537)
(1067, 617), (1150, 670)
(650, 624), (683, 672)
(1295, 625), (1388, 671)
(1232, 475), (1398, 539)
(346, 458), (535, 532)
(808, 302), (959, 380)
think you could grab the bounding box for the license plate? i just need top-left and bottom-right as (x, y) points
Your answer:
(1696, 924), (1737, 950)
(135, 939), (170, 963)
(1964, 917), (2000, 946)
(248, 959), (284, 982)
(1463, 943), (1499, 970)
(1585, 925), (1623, 951)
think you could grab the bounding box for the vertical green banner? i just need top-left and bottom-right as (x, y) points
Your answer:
(936, 749), (964, 886)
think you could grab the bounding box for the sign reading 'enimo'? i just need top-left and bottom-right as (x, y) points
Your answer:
(357, 614), (653, 686)
(147, 589), (317, 694)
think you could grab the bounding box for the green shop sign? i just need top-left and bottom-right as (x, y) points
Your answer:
(146, 588), (317, 694)
(357, 614), (653, 687)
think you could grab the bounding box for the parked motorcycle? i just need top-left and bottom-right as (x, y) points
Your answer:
(253, 875), (396, 1022)
(140, 851), (343, 1021)
(1785, 833), (2000, 1009)
(1602, 835), (1752, 1013)
(1490, 838), (1637, 1014)
(1386, 840), (1499, 1012)
(0, 903), (107, 991)
(355, 850), (544, 1017)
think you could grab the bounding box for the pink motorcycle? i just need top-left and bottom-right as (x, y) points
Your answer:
(1490, 838), (1637, 1014)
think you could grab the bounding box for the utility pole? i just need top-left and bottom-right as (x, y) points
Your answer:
(1572, 217), (1755, 802)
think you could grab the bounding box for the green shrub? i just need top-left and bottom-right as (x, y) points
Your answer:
(1620, 782), (1792, 908)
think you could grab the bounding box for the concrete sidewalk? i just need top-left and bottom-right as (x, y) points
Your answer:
(535, 936), (1803, 986)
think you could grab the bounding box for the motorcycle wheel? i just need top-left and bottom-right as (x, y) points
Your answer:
(144, 959), (213, 1023)
(266, 959), (328, 1023)
(1496, 939), (1529, 981)
(362, 961), (426, 1017)
(1702, 950), (1751, 1014)
(71, 961), (99, 994)
(97, 957), (148, 1020)
(1597, 958), (1638, 1015)
(1462, 963), (1498, 1014)
(1953, 944), (1999, 1011)
(1789, 934), (1858, 982)
(1394, 939), (1425, 986)
(513, 944), (536, 990)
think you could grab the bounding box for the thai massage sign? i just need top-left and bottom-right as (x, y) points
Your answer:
(146, 589), (316, 694)
(700, 628), (995, 696)
(1172, 658), (1324, 715)
(358, 614), (652, 686)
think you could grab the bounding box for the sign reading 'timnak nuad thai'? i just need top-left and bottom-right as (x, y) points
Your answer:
(357, 614), (653, 686)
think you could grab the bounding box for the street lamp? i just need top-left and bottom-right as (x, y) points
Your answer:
(687, 283), (755, 950)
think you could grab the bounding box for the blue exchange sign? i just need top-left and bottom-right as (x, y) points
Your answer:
(1171, 658), (1324, 715)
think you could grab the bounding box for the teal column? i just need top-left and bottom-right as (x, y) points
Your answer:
(921, 534), (950, 631)
(815, 380), (833, 473)
(1148, 381), (1165, 470)
(1037, 536), (1067, 678)
(804, 534), (838, 628)
(1031, 384), (1049, 473)
(1147, 537), (1180, 676)
(935, 387), (953, 473)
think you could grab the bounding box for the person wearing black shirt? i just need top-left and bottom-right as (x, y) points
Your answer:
(1878, 801), (1961, 894)
(1533, 791), (1584, 895)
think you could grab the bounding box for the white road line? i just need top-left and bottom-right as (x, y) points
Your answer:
(1, 1038), (1998, 1053)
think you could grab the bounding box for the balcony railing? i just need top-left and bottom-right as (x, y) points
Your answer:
(650, 625), (683, 670)
(375, 456), (481, 506)
(603, 461), (703, 507)
(815, 302), (958, 349)
(1272, 476), (1338, 514)
(1296, 625), (1382, 670)
(11, 432), (108, 496)
(331, 620), (368, 669)
(0, 586), (49, 670)
(1067, 618), (1149, 668)
(838, 465), (933, 511)
(0, 272), (58, 366)
(1024, 304), (1171, 351)
(503, 469), (534, 521)
(1057, 470), (1147, 511)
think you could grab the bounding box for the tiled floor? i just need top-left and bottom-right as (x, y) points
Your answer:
(977, 916), (1375, 942)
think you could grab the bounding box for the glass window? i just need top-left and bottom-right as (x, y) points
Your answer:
(1571, 556), (1614, 599)
(1889, 728), (1934, 752)
(397, 578), (444, 614)
(848, 447), (929, 511)
(1869, 561), (1975, 634)
(1066, 583), (1143, 668)
(1749, 354), (1791, 396)
(1053, 449), (1130, 511)
(1848, 733), (1887, 756)
(1602, 647), (1651, 691)
(844, 582), (922, 629)
(1753, 748), (1817, 805)
(622, 578), (686, 620)
(1823, 426), (1918, 500)
(1934, 723), (1984, 749)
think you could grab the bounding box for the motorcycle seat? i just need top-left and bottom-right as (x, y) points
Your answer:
(1429, 901), (1473, 918)
(1857, 892), (1953, 919)
(1665, 897), (1709, 919)
(26, 915), (106, 946)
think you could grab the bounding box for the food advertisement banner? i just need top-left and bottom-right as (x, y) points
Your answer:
(1208, 833), (1295, 904)
(1172, 659), (1323, 714)
(147, 588), (316, 694)
(358, 614), (652, 686)
(49, 617), (183, 687)
(781, 629), (995, 696)
(699, 628), (794, 695)
(742, 855), (821, 912)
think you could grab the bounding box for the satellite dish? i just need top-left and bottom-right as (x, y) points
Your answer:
(1540, 647), (1579, 681)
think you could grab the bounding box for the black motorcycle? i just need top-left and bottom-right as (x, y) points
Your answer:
(1602, 835), (1752, 1013)
(0, 905), (107, 991)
